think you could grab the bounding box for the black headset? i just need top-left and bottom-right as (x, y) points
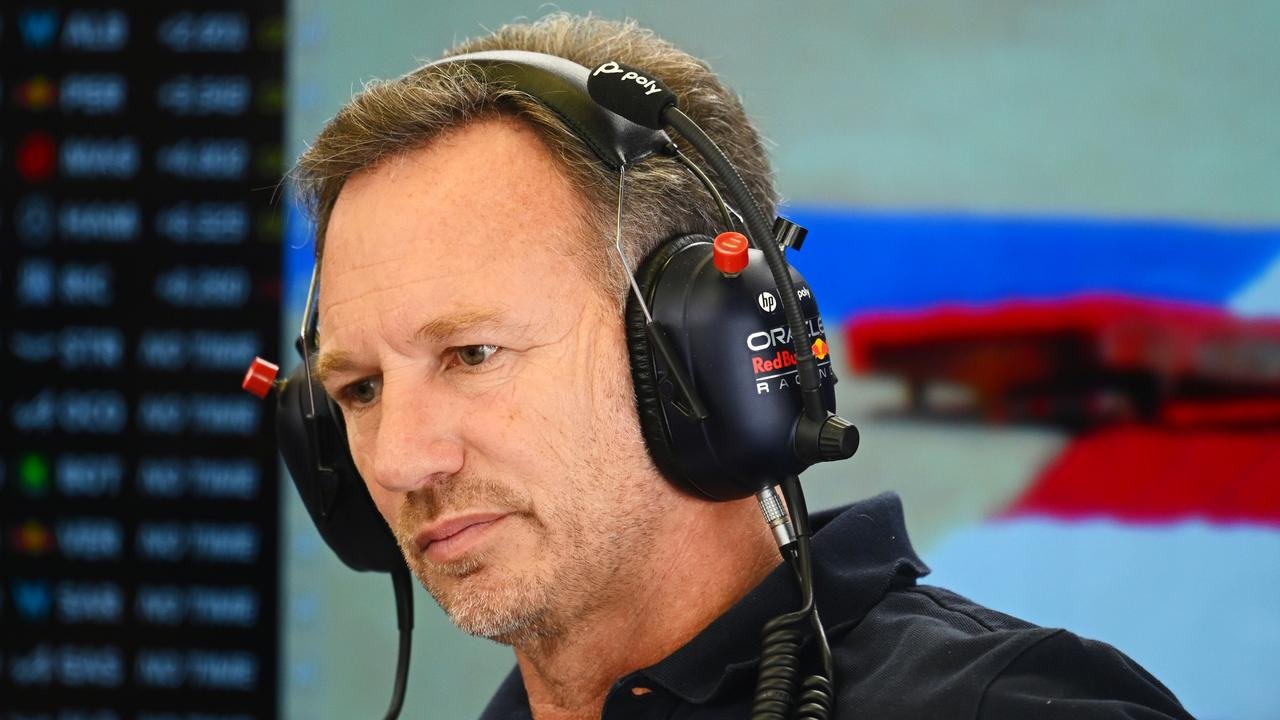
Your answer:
(252, 49), (858, 573)
(245, 49), (858, 719)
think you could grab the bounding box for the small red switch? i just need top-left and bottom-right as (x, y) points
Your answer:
(712, 232), (749, 277)
(242, 356), (280, 399)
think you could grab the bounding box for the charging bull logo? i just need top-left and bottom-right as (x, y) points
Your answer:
(812, 337), (828, 360)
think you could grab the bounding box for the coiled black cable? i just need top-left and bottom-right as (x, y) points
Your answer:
(794, 673), (835, 720)
(751, 535), (832, 720)
(751, 477), (835, 720)
(752, 607), (808, 718)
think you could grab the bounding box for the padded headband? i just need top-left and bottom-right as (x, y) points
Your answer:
(419, 50), (671, 169)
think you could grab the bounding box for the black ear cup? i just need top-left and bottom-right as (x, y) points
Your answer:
(625, 234), (711, 488)
(275, 363), (405, 573)
(626, 234), (839, 501)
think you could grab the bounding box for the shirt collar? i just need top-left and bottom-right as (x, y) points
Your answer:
(638, 491), (929, 703)
(478, 492), (929, 717)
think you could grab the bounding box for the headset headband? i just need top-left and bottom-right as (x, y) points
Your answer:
(419, 50), (671, 169)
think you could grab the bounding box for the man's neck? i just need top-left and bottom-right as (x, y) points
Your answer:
(512, 497), (781, 720)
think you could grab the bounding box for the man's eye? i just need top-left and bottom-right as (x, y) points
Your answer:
(455, 344), (498, 367)
(344, 378), (381, 406)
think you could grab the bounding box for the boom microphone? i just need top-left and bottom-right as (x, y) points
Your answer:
(587, 61), (677, 129)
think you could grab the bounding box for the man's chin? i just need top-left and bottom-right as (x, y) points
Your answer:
(412, 561), (556, 643)
(452, 603), (558, 645)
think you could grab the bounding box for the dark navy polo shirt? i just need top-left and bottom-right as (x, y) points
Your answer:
(478, 492), (1192, 720)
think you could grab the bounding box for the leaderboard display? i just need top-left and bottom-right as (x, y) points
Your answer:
(3, 5), (284, 718)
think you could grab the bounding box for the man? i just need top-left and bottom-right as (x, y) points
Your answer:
(294, 13), (1193, 720)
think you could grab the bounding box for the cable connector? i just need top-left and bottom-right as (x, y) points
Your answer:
(756, 486), (797, 548)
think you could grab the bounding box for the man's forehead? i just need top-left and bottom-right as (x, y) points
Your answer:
(327, 117), (584, 234)
(318, 116), (593, 298)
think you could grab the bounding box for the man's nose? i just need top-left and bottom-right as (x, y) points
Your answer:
(367, 373), (464, 494)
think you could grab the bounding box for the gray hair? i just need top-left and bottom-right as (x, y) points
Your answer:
(292, 13), (777, 310)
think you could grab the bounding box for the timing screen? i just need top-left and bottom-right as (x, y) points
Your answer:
(3, 5), (284, 718)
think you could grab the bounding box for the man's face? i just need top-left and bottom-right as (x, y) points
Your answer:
(316, 117), (669, 643)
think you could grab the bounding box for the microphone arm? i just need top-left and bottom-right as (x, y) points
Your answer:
(383, 567), (414, 720)
(659, 106), (827, 423)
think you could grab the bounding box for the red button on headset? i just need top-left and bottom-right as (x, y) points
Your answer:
(713, 232), (749, 277)
(242, 356), (280, 399)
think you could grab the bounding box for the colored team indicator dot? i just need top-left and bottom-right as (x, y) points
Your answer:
(19, 453), (51, 496)
(10, 578), (53, 621)
(16, 131), (57, 183)
(18, 8), (60, 50)
(811, 337), (829, 361)
(14, 75), (57, 111)
(11, 520), (54, 556)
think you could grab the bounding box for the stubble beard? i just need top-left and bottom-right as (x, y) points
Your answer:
(417, 540), (560, 644)
(395, 448), (668, 648)
(396, 467), (664, 648)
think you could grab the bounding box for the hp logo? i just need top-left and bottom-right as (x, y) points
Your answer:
(757, 291), (778, 313)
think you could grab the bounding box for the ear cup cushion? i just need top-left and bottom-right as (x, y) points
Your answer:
(625, 234), (711, 487)
(323, 395), (405, 572)
(275, 365), (405, 573)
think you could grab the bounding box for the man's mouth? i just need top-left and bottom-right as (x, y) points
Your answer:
(413, 511), (512, 563)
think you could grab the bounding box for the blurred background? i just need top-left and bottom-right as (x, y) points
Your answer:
(3, 1), (1277, 719)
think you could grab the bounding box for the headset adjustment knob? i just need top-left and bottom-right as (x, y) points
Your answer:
(794, 412), (860, 465)
(242, 356), (280, 399)
(712, 232), (749, 277)
(817, 413), (860, 460)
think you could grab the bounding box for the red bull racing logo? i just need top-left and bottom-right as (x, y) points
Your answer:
(749, 330), (834, 395)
